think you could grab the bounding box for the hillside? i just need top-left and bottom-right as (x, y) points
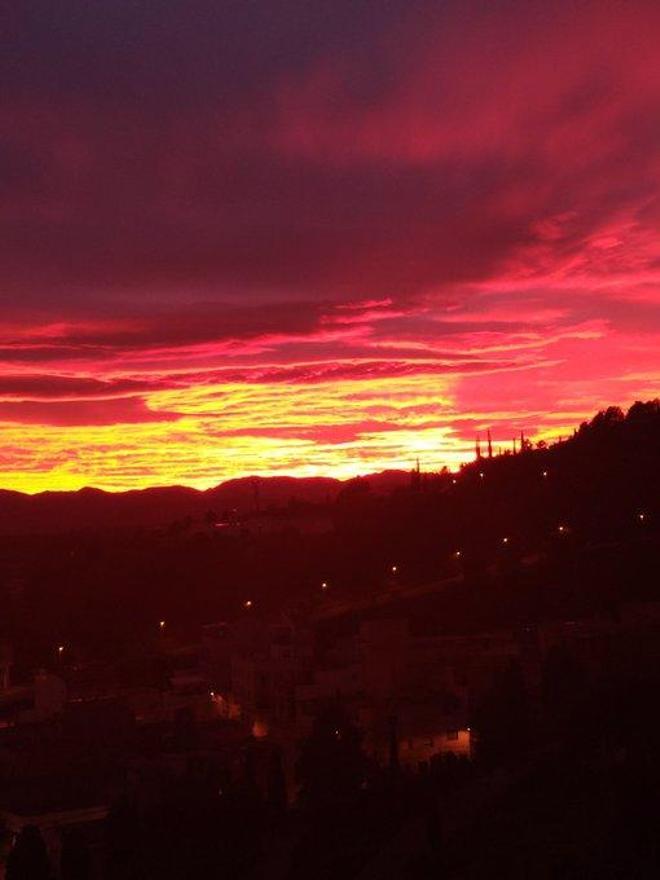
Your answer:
(0, 400), (658, 666)
(0, 472), (412, 535)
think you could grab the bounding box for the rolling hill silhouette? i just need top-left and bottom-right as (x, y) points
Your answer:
(1, 399), (658, 536)
(0, 471), (412, 534)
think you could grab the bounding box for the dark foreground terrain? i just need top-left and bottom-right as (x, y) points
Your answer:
(1, 400), (659, 878)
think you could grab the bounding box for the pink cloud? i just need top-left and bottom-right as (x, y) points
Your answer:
(0, 0), (659, 488)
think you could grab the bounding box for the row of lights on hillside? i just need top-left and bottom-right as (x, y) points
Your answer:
(455, 472), (654, 490)
(162, 511), (650, 621)
(453, 470), (545, 482)
(240, 579), (331, 613)
(448, 512), (648, 559)
(270, 510), (647, 605)
(453, 470), (551, 482)
(451, 470), (656, 496)
(54, 507), (654, 661)
(57, 509), (655, 679)
(237, 568), (391, 614)
(449, 470), (653, 495)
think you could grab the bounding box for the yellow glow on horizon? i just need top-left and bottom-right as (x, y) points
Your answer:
(0, 371), (592, 494)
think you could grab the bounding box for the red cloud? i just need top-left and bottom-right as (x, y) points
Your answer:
(0, 0), (658, 489)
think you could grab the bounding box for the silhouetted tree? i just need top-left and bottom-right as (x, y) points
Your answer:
(590, 406), (624, 432)
(626, 399), (660, 423)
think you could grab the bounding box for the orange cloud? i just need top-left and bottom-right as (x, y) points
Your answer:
(1, 1), (659, 491)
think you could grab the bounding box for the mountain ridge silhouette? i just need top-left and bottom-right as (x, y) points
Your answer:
(0, 471), (412, 534)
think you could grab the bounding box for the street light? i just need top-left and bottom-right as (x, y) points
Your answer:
(159, 620), (166, 631)
(502, 536), (509, 545)
(453, 550), (462, 559)
(321, 581), (328, 591)
(391, 565), (398, 575)
(244, 599), (253, 609)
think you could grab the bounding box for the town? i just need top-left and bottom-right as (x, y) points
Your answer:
(1, 401), (659, 877)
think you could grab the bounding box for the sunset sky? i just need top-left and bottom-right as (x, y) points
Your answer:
(2, 0), (660, 492)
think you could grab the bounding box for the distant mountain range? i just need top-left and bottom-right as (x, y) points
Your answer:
(0, 470), (412, 535)
(4, 398), (659, 537)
